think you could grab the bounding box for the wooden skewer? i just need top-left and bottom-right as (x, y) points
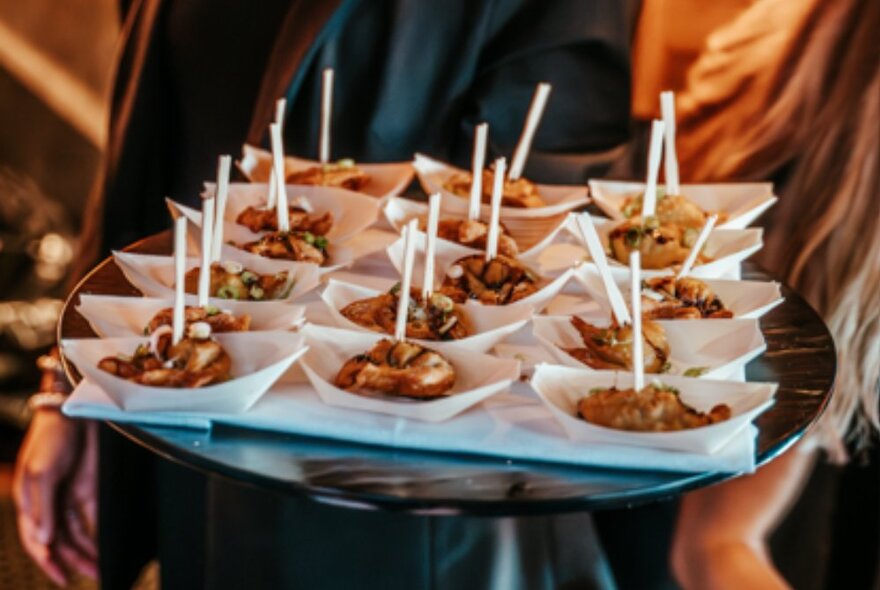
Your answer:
(211, 155), (232, 263)
(198, 197), (215, 307)
(423, 193), (442, 299)
(642, 119), (666, 218)
(677, 214), (718, 280)
(660, 91), (680, 196)
(630, 251), (644, 391)
(574, 213), (631, 325)
(509, 82), (552, 180)
(485, 157), (506, 261)
(319, 68), (334, 164)
(469, 123), (488, 221)
(172, 216), (188, 345)
(395, 219), (418, 341)
(270, 123), (290, 232)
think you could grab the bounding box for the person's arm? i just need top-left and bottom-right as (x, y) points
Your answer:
(671, 447), (816, 590)
(13, 352), (98, 586)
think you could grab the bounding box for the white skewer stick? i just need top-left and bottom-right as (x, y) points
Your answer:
(660, 91), (680, 196)
(172, 216), (188, 345)
(630, 251), (644, 391)
(485, 157), (506, 261)
(469, 123), (488, 221)
(574, 213), (631, 326)
(676, 214), (718, 280)
(211, 155), (232, 263)
(509, 82), (552, 180)
(395, 219), (418, 342)
(198, 197), (215, 308)
(319, 68), (334, 164)
(270, 123), (290, 232)
(266, 98), (287, 211)
(642, 119), (666, 218)
(423, 193), (441, 299)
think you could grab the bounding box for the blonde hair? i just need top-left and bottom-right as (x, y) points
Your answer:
(679, 0), (880, 459)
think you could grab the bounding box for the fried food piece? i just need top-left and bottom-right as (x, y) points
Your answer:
(286, 159), (370, 191)
(184, 262), (294, 301)
(578, 383), (731, 431)
(621, 191), (728, 230)
(564, 316), (670, 372)
(608, 218), (710, 269)
(429, 218), (519, 257)
(236, 206), (334, 235)
(238, 231), (327, 265)
(335, 339), (456, 398)
(340, 288), (472, 340)
(443, 170), (545, 208)
(440, 254), (542, 305)
(98, 326), (232, 388)
(641, 276), (733, 319)
(146, 305), (251, 335)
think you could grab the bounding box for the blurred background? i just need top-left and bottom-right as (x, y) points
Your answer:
(0, 3), (116, 586)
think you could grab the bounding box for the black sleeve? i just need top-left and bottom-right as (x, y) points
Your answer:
(458, 0), (640, 183)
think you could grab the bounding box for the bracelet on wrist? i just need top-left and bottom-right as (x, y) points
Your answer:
(27, 391), (68, 412)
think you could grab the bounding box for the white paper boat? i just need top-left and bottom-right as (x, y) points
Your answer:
(413, 154), (589, 219)
(532, 315), (765, 380)
(62, 332), (308, 413)
(589, 180), (777, 230)
(319, 279), (531, 353)
(385, 233), (574, 313)
(113, 251), (320, 303)
(530, 365), (776, 453)
(238, 144), (414, 200)
(193, 182), (380, 243)
(567, 216), (763, 280)
(76, 294), (306, 337)
(574, 264), (784, 320)
(299, 324), (520, 422)
(383, 195), (570, 259)
(170, 201), (391, 274)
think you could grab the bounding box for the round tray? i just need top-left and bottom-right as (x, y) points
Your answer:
(59, 231), (835, 515)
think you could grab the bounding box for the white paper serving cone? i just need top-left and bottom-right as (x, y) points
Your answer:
(319, 279), (531, 352)
(190, 183), (380, 244)
(574, 264), (784, 320)
(383, 195), (570, 258)
(62, 332), (308, 413)
(76, 294), (306, 337)
(299, 324), (520, 422)
(567, 216), (763, 280)
(589, 180), (777, 230)
(113, 251), (320, 303)
(385, 233), (574, 313)
(413, 154), (589, 219)
(238, 144), (414, 200)
(532, 315), (766, 380)
(169, 201), (392, 274)
(530, 365), (776, 454)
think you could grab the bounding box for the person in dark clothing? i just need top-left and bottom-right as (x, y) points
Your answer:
(15, 2), (641, 588)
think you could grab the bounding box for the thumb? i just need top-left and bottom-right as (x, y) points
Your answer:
(32, 473), (58, 545)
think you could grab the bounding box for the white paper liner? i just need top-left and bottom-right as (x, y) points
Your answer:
(169, 200), (394, 274)
(64, 378), (759, 473)
(413, 154), (589, 219)
(530, 365), (776, 454)
(574, 264), (784, 320)
(319, 279), (531, 353)
(299, 324), (520, 422)
(532, 316), (765, 380)
(385, 233), (574, 313)
(383, 196), (570, 258)
(113, 251), (320, 303)
(62, 332), (308, 413)
(76, 294), (306, 337)
(589, 180), (778, 230)
(191, 183), (380, 244)
(238, 144), (414, 200)
(565, 215), (763, 280)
